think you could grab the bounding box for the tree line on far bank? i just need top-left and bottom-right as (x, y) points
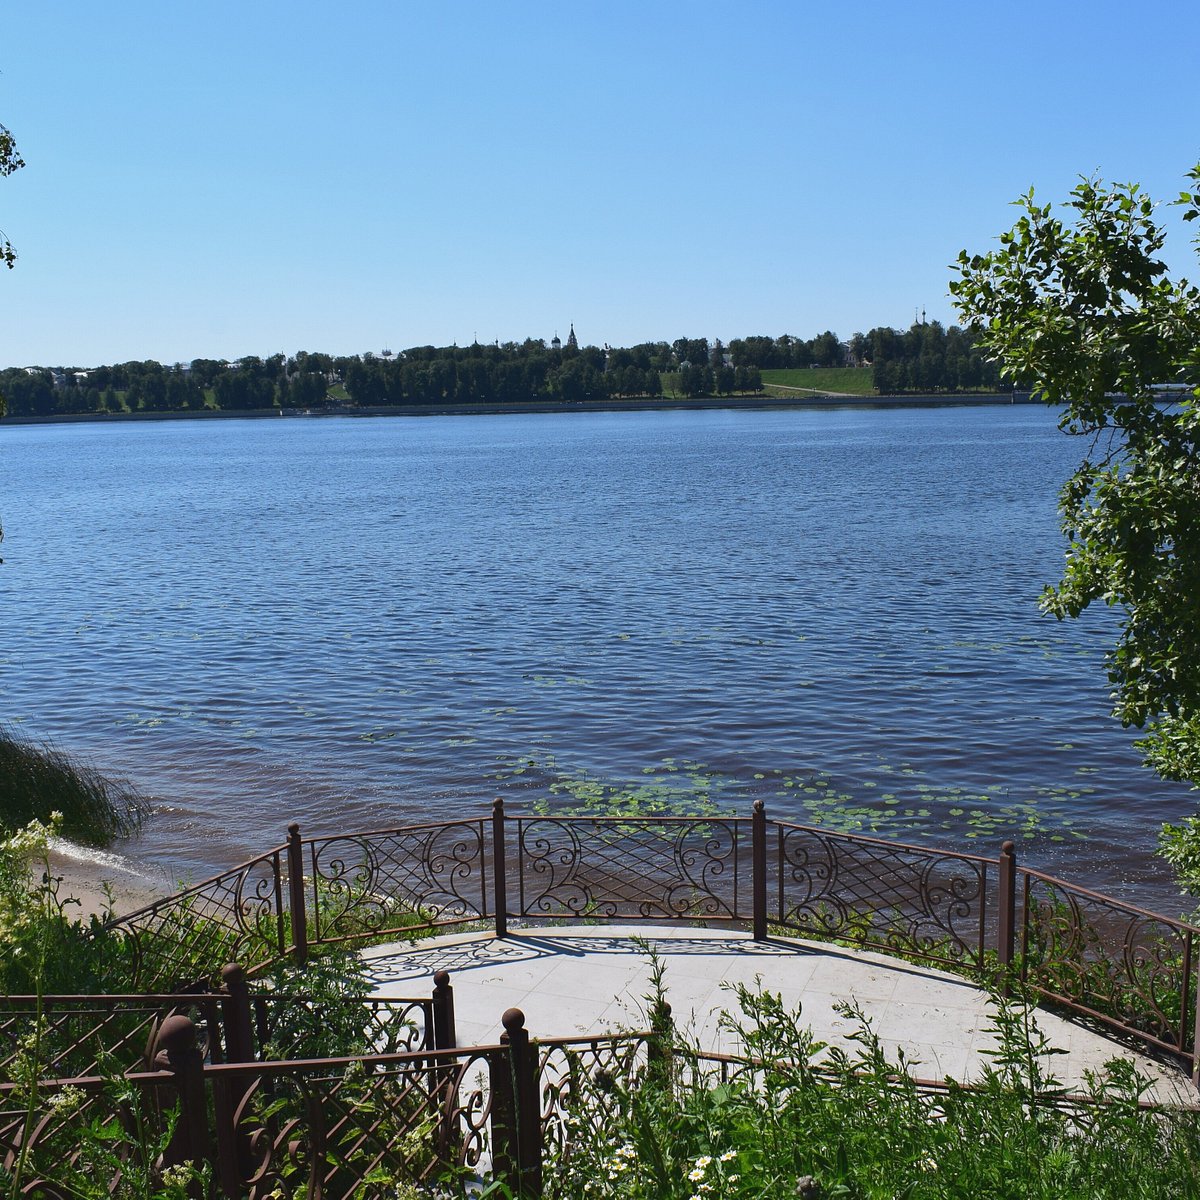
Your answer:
(0, 322), (1006, 419)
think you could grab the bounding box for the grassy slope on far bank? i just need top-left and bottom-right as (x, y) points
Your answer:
(761, 367), (876, 394)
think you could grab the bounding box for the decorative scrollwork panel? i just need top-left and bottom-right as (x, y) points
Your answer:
(232, 1053), (491, 1200)
(516, 818), (745, 922)
(1022, 874), (1197, 1055)
(250, 994), (433, 1059)
(309, 820), (487, 943)
(106, 850), (286, 990)
(775, 823), (988, 967)
(537, 1036), (652, 1160)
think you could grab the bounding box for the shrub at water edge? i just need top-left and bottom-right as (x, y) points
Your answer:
(0, 724), (149, 846)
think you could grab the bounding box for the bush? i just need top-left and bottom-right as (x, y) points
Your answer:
(0, 725), (149, 846)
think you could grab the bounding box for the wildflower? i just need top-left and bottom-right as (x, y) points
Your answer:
(695, 1155), (712, 1169)
(720, 1150), (737, 1162)
(689, 1167), (707, 1181)
(160, 1164), (195, 1193)
(618, 1144), (636, 1159)
(45, 1085), (85, 1114)
(919, 1152), (938, 1173)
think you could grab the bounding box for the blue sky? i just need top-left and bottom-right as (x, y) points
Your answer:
(3, 1), (1199, 367)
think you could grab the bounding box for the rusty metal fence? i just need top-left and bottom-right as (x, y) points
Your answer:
(1019, 871), (1200, 1061)
(100, 799), (1200, 1072)
(1, 999), (636, 1200)
(10, 995), (1197, 1200)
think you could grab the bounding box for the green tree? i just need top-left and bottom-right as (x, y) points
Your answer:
(951, 166), (1200, 794)
(0, 121), (23, 270)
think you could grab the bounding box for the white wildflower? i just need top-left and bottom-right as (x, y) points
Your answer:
(45, 1085), (85, 1114)
(160, 1164), (194, 1191)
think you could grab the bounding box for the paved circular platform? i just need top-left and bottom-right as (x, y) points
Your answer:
(362, 924), (1197, 1104)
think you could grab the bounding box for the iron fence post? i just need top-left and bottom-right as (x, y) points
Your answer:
(432, 969), (457, 1050)
(493, 799), (508, 938)
(997, 840), (1016, 975)
(1190, 931), (1200, 1087)
(216, 964), (255, 1197)
(153, 1015), (212, 1193)
(286, 822), (308, 966)
(490, 1008), (541, 1198)
(752, 800), (768, 941)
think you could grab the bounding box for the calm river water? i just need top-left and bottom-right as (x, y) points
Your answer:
(0, 405), (1192, 905)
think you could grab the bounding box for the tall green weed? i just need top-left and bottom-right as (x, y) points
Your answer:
(0, 725), (148, 845)
(544, 960), (1200, 1200)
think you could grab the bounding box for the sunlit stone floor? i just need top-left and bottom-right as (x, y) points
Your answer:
(362, 924), (1197, 1106)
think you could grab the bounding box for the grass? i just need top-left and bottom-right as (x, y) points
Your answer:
(0, 725), (149, 846)
(761, 367), (876, 395)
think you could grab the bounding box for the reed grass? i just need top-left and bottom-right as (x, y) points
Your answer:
(0, 725), (149, 846)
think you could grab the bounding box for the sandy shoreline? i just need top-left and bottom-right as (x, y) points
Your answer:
(46, 842), (172, 921)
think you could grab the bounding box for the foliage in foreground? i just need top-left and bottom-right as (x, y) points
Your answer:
(549, 969), (1200, 1200)
(0, 725), (149, 846)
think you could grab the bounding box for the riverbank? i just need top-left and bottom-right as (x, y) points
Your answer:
(0, 391), (1037, 427)
(47, 840), (170, 921)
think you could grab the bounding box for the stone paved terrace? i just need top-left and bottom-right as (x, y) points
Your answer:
(363, 924), (1199, 1106)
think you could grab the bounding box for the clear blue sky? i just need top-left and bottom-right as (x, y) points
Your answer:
(3, 1), (1199, 367)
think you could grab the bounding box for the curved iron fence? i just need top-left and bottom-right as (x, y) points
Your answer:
(100, 801), (1200, 1074)
(1021, 871), (1199, 1059)
(101, 846), (288, 989)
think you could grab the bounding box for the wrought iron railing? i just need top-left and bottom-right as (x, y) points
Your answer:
(1020, 870), (1200, 1060)
(102, 845), (289, 989)
(0, 991), (226, 1081)
(297, 817), (490, 954)
(98, 800), (1200, 1074)
(512, 814), (747, 924)
(771, 820), (992, 968)
(11, 1001), (1197, 1200)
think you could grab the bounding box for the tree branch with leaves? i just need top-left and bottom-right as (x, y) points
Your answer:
(0, 120), (23, 269)
(951, 167), (1200, 807)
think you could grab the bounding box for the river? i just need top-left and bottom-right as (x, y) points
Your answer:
(0, 404), (1191, 907)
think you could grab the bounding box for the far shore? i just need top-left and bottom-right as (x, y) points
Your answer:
(0, 391), (1037, 429)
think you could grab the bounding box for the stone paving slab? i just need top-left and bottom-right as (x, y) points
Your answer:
(362, 924), (1197, 1105)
